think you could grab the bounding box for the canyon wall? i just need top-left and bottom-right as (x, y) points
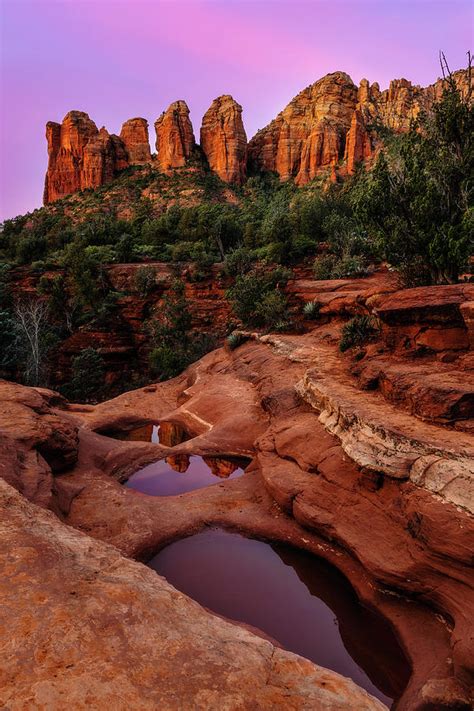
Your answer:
(43, 68), (472, 202)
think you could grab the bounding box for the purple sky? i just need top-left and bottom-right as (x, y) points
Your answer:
(1, 0), (472, 220)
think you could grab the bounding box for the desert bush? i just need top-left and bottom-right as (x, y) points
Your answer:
(134, 265), (157, 296)
(303, 300), (321, 319)
(339, 315), (379, 352)
(226, 332), (247, 351)
(62, 348), (105, 402)
(313, 254), (337, 280)
(226, 267), (290, 328)
(222, 247), (254, 277)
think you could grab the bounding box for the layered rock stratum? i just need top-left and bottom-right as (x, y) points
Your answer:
(1, 274), (473, 710)
(248, 68), (472, 182)
(44, 67), (472, 202)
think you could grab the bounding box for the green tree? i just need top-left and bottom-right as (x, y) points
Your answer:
(63, 348), (105, 402)
(351, 68), (473, 284)
(147, 279), (193, 379)
(226, 267), (291, 327)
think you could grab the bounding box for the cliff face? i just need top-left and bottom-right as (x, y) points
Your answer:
(249, 68), (473, 181)
(43, 111), (131, 203)
(44, 69), (472, 203)
(248, 72), (357, 185)
(200, 95), (248, 184)
(120, 117), (151, 165)
(155, 100), (196, 170)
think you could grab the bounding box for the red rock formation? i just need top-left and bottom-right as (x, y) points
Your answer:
(248, 72), (357, 185)
(120, 117), (151, 164)
(155, 100), (195, 170)
(250, 68), (473, 181)
(200, 95), (247, 184)
(44, 111), (130, 203)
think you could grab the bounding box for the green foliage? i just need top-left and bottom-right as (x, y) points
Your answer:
(226, 267), (291, 328)
(62, 242), (109, 311)
(62, 348), (105, 402)
(303, 300), (321, 319)
(147, 279), (204, 380)
(0, 309), (17, 371)
(339, 315), (379, 352)
(351, 78), (473, 284)
(254, 290), (289, 329)
(0, 262), (12, 307)
(226, 332), (247, 350)
(222, 247), (254, 277)
(313, 254), (337, 280)
(133, 265), (157, 297)
(37, 273), (78, 333)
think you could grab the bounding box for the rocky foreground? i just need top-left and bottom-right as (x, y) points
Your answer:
(1, 274), (473, 710)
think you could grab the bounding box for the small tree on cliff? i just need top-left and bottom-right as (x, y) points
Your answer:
(147, 279), (192, 379)
(62, 348), (105, 402)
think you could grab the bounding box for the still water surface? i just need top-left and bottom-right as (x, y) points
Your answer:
(149, 529), (410, 706)
(125, 455), (245, 496)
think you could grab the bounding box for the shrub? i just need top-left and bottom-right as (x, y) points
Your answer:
(62, 348), (105, 402)
(226, 268), (290, 328)
(303, 300), (321, 319)
(331, 254), (368, 279)
(313, 254), (337, 280)
(222, 247), (254, 277)
(149, 344), (187, 380)
(339, 315), (379, 352)
(227, 332), (247, 350)
(134, 265), (157, 296)
(254, 290), (288, 328)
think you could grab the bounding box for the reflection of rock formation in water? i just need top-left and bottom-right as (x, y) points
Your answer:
(159, 421), (188, 447)
(273, 544), (409, 700)
(203, 457), (239, 478)
(166, 454), (190, 473)
(122, 424), (154, 442)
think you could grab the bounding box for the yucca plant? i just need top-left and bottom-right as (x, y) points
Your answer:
(303, 300), (321, 319)
(339, 315), (379, 352)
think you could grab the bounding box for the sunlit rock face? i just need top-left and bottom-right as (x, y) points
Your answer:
(249, 68), (473, 181)
(155, 100), (196, 170)
(43, 69), (472, 202)
(200, 95), (247, 184)
(248, 72), (359, 184)
(43, 110), (130, 203)
(120, 117), (152, 165)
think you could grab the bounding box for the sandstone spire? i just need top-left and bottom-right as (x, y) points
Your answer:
(200, 95), (247, 184)
(120, 118), (151, 165)
(155, 100), (195, 170)
(43, 110), (130, 204)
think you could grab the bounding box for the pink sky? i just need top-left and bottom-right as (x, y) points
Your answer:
(1, 0), (472, 220)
